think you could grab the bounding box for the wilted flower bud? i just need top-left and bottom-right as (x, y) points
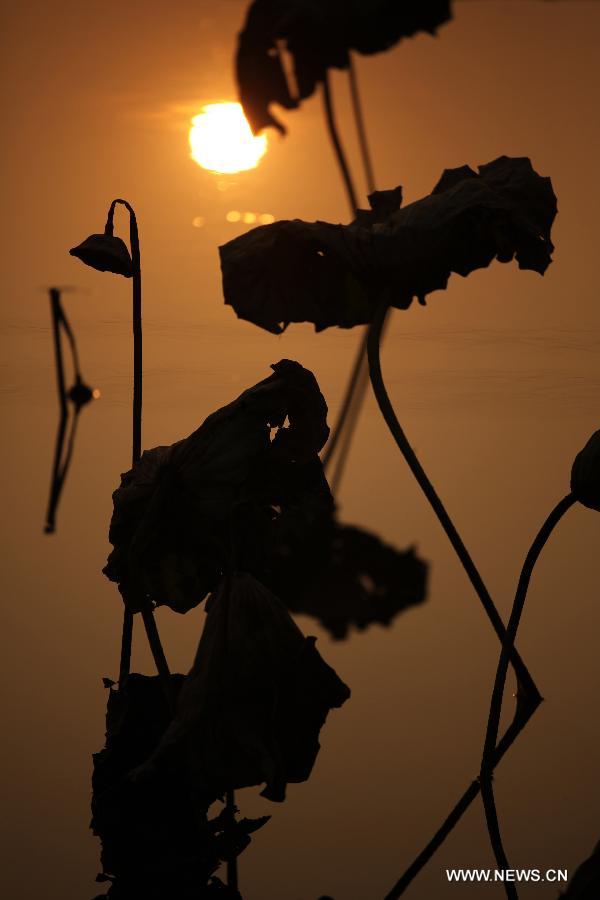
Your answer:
(69, 232), (133, 277)
(571, 430), (600, 511)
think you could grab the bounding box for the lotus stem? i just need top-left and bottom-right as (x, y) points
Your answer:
(366, 301), (538, 692)
(321, 71), (358, 217)
(321, 58), (377, 491)
(348, 54), (375, 195)
(479, 493), (576, 892)
(322, 327), (368, 472)
(106, 200), (172, 705)
(385, 673), (543, 897)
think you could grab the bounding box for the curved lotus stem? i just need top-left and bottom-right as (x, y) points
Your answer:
(321, 60), (376, 491)
(105, 198), (142, 465)
(70, 199), (173, 705)
(385, 708), (541, 897)
(348, 54), (375, 196)
(103, 199), (144, 690)
(322, 71), (358, 216)
(479, 493), (576, 892)
(367, 301), (538, 691)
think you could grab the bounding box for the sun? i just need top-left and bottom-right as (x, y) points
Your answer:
(189, 102), (267, 174)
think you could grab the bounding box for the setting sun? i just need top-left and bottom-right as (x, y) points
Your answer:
(189, 102), (267, 174)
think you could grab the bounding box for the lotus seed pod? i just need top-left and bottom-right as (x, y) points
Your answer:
(571, 430), (600, 511)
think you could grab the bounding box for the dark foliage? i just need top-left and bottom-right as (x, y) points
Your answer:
(92, 674), (267, 899)
(103, 360), (331, 613)
(236, 0), (452, 133)
(220, 156), (557, 333)
(136, 574), (351, 803)
(571, 430), (600, 511)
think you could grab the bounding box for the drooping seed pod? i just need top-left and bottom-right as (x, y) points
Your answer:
(571, 430), (600, 511)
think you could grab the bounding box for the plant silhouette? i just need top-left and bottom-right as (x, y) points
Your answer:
(220, 155), (562, 898)
(44, 287), (98, 534)
(92, 362), (358, 896)
(236, 0), (452, 135)
(48, 4), (596, 898)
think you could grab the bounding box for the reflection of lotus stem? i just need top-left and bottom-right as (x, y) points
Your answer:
(385, 710), (541, 898)
(366, 301), (537, 692)
(44, 290), (69, 533)
(348, 54), (375, 196)
(479, 493), (575, 891)
(322, 71), (358, 216)
(320, 63), (369, 490)
(322, 327), (368, 473)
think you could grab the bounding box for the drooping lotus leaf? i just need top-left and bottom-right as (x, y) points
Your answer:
(92, 674), (258, 899)
(103, 360), (330, 613)
(136, 574), (350, 802)
(219, 156), (557, 334)
(236, 0), (452, 133)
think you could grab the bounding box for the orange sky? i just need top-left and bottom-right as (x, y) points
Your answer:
(2, 2), (600, 899)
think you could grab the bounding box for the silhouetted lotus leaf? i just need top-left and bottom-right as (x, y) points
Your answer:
(92, 674), (241, 898)
(219, 156), (556, 333)
(560, 840), (600, 898)
(69, 233), (133, 277)
(571, 430), (600, 511)
(139, 573), (350, 802)
(237, 0), (452, 133)
(103, 360), (330, 613)
(268, 519), (428, 640)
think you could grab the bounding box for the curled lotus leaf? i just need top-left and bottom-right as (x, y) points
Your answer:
(219, 156), (556, 334)
(236, 0), (452, 133)
(137, 573), (350, 802)
(103, 361), (330, 613)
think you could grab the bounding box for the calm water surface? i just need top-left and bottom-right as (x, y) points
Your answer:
(2, 311), (599, 899)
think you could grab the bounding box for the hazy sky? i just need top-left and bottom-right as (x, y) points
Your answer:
(2, 2), (600, 899)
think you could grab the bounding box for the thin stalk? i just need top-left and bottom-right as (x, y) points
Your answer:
(322, 71), (358, 217)
(329, 346), (369, 494)
(320, 58), (377, 491)
(366, 302), (538, 692)
(322, 327), (368, 472)
(106, 200), (170, 701)
(348, 54), (375, 195)
(479, 493), (576, 888)
(56, 296), (83, 380)
(141, 606), (175, 712)
(384, 689), (543, 898)
(44, 290), (68, 533)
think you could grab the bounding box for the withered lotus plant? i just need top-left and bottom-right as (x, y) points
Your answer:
(220, 156), (559, 890)
(95, 361), (352, 895)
